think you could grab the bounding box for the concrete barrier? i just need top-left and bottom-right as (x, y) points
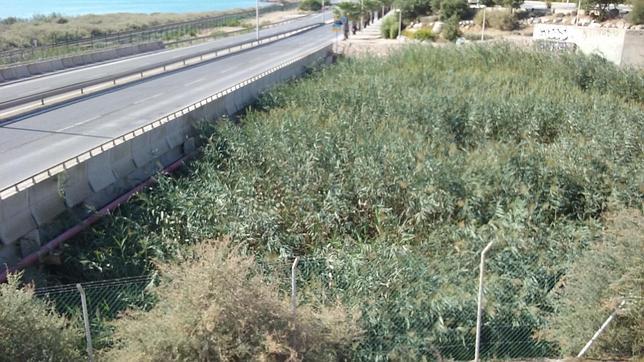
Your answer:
(0, 192), (36, 245)
(0, 41), (165, 83)
(534, 25), (644, 67)
(60, 163), (93, 208)
(0, 44), (333, 272)
(27, 178), (66, 226)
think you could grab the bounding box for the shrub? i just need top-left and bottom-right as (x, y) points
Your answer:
(104, 240), (360, 361)
(56, 45), (643, 359)
(299, 0), (323, 11)
(438, 0), (470, 20)
(544, 209), (644, 358)
(474, 8), (519, 30)
(414, 27), (437, 41)
(380, 14), (400, 39)
(0, 274), (83, 361)
(630, 0), (644, 24)
(442, 15), (461, 40)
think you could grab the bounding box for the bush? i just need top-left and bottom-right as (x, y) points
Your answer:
(56, 44), (643, 359)
(380, 14), (400, 39)
(299, 0), (323, 11)
(0, 274), (82, 361)
(414, 27), (437, 41)
(474, 8), (519, 30)
(104, 240), (360, 361)
(438, 0), (470, 20)
(398, 0), (433, 20)
(544, 209), (644, 358)
(442, 15), (461, 40)
(630, 0), (644, 24)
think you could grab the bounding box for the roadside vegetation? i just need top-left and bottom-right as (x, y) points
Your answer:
(0, 274), (82, 361)
(0, 10), (247, 51)
(20, 43), (639, 360)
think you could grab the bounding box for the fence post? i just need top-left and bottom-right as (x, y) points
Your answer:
(76, 283), (94, 362)
(291, 256), (300, 320)
(474, 241), (494, 362)
(577, 300), (625, 358)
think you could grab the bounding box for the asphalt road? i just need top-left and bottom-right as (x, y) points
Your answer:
(0, 12), (328, 105)
(0, 24), (334, 191)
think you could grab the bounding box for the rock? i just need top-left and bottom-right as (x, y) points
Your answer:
(589, 22), (601, 28)
(554, 18), (562, 24)
(432, 21), (444, 34)
(616, 21), (625, 28)
(636, 24), (644, 30)
(413, 22), (423, 29)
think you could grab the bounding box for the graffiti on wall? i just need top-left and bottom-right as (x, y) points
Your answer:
(536, 27), (571, 42)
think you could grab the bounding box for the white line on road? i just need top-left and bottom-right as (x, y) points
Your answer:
(133, 92), (164, 105)
(58, 115), (102, 132)
(184, 78), (205, 87)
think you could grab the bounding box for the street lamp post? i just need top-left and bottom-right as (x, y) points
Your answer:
(256, 0), (260, 40)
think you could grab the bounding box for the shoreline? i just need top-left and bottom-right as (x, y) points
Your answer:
(0, 0), (291, 21)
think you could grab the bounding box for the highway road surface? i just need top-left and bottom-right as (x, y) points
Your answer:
(0, 24), (335, 192)
(0, 12), (328, 106)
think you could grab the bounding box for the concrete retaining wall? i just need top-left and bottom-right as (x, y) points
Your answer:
(533, 24), (644, 67)
(0, 45), (332, 269)
(0, 41), (165, 83)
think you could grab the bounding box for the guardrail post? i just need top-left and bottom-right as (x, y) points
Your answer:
(76, 283), (94, 362)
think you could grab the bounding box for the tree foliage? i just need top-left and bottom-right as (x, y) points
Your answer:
(0, 274), (82, 362)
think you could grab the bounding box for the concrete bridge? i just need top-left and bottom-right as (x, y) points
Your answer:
(0, 15), (335, 280)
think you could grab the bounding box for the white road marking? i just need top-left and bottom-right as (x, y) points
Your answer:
(133, 92), (164, 105)
(58, 115), (102, 132)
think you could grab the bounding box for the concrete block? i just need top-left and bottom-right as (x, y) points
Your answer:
(158, 145), (184, 167)
(131, 127), (169, 168)
(0, 242), (20, 270)
(19, 230), (41, 258)
(165, 118), (189, 149)
(0, 192), (37, 245)
(60, 163), (93, 208)
(87, 151), (117, 192)
(183, 137), (197, 155)
(27, 177), (66, 226)
(110, 142), (136, 179)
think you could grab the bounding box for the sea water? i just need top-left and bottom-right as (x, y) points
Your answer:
(0, 0), (270, 19)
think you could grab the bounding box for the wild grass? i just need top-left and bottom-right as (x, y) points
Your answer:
(47, 44), (643, 359)
(0, 11), (249, 50)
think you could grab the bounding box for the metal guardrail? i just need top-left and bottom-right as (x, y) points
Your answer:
(0, 23), (323, 115)
(0, 41), (333, 200)
(0, 3), (302, 65)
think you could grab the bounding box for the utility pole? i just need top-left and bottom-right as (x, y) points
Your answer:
(256, 0), (260, 40)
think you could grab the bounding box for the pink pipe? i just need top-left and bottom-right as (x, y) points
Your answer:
(0, 155), (189, 283)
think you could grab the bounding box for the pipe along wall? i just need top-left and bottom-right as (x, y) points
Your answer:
(0, 45), (333, 278)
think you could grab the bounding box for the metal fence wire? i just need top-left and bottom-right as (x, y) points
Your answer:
(34, 275), (154, 348)
(33, 254), (631, 360)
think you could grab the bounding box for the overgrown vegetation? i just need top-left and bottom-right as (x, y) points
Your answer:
(544, 209), (643, 358)
(630, 0), (644, 24)
(475, 9), (519, 30)
(0, 274), (82, 361)
(381, 14), (400, 38)
(44, 45), (643, 359)
(103, 240), (359, 361)
(300, 0), (323, 11)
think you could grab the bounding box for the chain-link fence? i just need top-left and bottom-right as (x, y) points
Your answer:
(34, 250), (633, 360)
(34, 275), (154, 351)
